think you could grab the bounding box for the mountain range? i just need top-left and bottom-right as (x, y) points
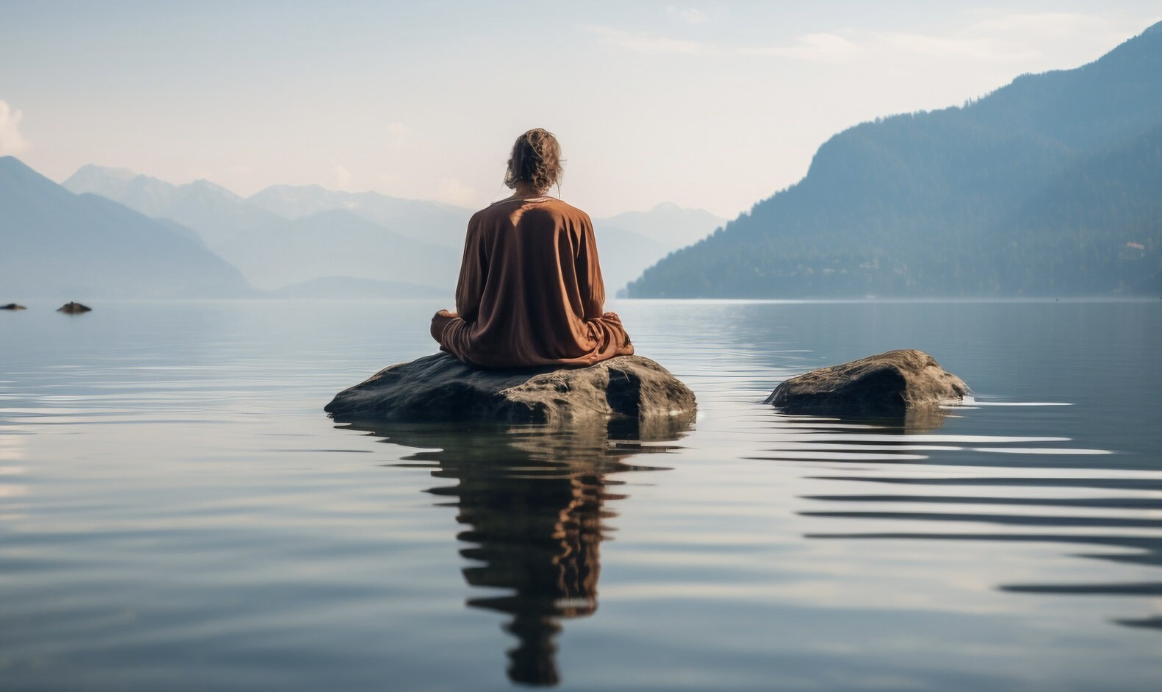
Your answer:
(214, 209), (460, 291)
(628, 21), (1162, 298)
(0, 157), (249, 299)
(20, 21), (1156, 302)
(1, 158), (721, 300)
(63, 164), (282, 249)
(56, 166), (723, 295)
(245, 184), (473, 251)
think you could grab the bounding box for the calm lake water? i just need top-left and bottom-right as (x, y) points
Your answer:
(2, 299), (1160, 691)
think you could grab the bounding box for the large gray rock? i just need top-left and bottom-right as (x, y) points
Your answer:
(765, 349), (968, 414)
(325, 353), (696, 426)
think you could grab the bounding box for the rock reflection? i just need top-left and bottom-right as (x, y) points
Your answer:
(777, 404), (956, 434)
(343, 418), (688, 686)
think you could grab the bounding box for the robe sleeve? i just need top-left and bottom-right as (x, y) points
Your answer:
(574, 215), (606, 319)
(455, 218), (487, 323)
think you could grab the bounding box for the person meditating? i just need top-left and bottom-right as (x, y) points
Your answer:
(430, 128), (634, 369)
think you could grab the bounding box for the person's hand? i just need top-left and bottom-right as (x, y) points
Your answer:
(430, 309), (458, 343)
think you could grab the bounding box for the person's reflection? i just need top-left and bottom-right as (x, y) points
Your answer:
(346, 418), (689, 687)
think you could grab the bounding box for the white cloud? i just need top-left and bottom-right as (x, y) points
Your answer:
(592, 10), (1154, 67)
(0, 101), (30, 156)
(964, 11), (1161, 51)
(867, 11), (1154, 65)
(743, 33), (859, 63)
(877, 32), (1041, 62)
(588, 26), (716, 55)
(970, 12), (1110, 38)
(592, 25), (858, 63)
(668, 6), (709, 26)
(331, 164), (352, 190)
(740, 12), (1148, 68)
(435, 177), (481, 207)
(386, 122), (411, 147)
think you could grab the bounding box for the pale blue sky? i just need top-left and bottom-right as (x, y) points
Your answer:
(1, 0), (1159, 217)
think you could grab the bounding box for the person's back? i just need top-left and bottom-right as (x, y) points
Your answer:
(430, 129), (633, 369)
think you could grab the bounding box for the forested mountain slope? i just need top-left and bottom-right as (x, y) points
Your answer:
(628, 22), (1162, 297)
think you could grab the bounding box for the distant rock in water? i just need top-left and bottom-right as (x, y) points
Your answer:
(766, 349), (968, 415)
(325, 353), (697, 427)
(56, 302), (92, 314)
(1, 303), (26, 310)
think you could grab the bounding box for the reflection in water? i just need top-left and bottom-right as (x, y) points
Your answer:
(826, 403), (960, 433)
(3, 300), (1161, 690)
(342, 419), (688, 686)
(761, 409), (1162, 633)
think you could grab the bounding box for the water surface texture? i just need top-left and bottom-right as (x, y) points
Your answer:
(2, 300), (1160, 691)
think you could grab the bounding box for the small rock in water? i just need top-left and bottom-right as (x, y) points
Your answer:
(325, 352), (697, 427)
(766, 349), (968, 414)
(1, 303), (27, 310)
(56, 302), (92, 314)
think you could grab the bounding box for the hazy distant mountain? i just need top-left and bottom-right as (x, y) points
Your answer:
(0, 157), (250, 299)
(60, 164), (145, 201)
(61, 163), (724, 295)
(629, 22), (1162, 298)
(591, 227), (669, 296)
(62, 167), (463, 293)
(215, 209), (459, 291)
(591, 203), (725, 294)
(595, 203), (725, 249)
(63, 165), (281, 248)
(246, 185), (726, 294)
(248, 185), (473, 250)
(270, 276), (448, 300)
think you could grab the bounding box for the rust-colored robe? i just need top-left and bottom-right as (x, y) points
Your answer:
(432, 197), (634, 369)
